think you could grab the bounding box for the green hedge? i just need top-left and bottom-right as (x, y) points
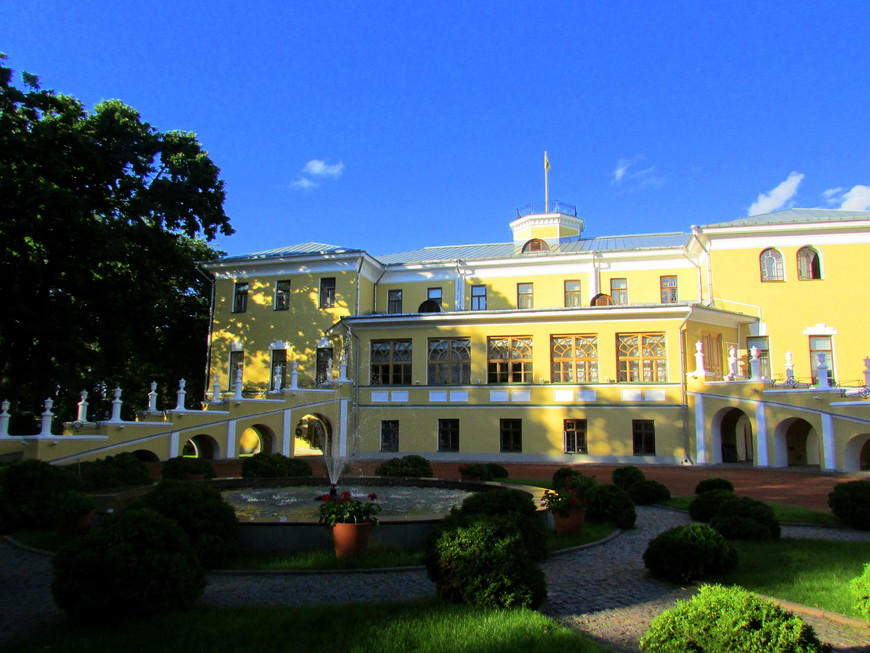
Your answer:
(850, 561), (870, 621)
(612, 465), (645, 490)
(241, 453), (312, 478)
(643, 523), (738, 584)
(0, 459), (81, 531)
(585, 484), (636, 529)
(829, 480), (870, 530)
(161, 456), (216, 480)
(689, 489), (738, 523)
(375, 455), (433, 478)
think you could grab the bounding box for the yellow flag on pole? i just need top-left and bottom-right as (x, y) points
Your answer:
(544, 152), (551, 171)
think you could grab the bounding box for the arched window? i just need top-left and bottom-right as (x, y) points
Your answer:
(760, 248), (784, 281)
(522, 239), (549, 253)
(797, 247), (822, 280)
(591, 293), (614, 306)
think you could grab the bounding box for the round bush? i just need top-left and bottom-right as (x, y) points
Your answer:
(375, 455), (433, 478)
(640, 584), (829, 652)
(52, 508), (205, 623)
(850, 562), (870, 621)
(458, 463), (494, 481)
(695, 476), (734, 495)
(585, 484), (636, 529)
(612, 465), (646, 490)
(75, 452), (152, 491)
(132, 480), (240, 568)
(552, 466), (594, 491)
(241, 452), (312, 478)
(161, 456), (216, 480)
(0, 459), (81, 531)
(829, 480), (870, 530)
(425, 515), (546, 609)
(710, 496), (781, 540)
(484, 462), (509, 479)
(688, 489), (738, 523)
(629, 479), (672, 506)
(643, 523), (737, 584)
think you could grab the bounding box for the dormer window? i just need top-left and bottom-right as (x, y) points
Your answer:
(522, 239), (549, 253)
(797, 247), (822, 280)
(591, 293), (614, 306)
(760, 249), (784, 281)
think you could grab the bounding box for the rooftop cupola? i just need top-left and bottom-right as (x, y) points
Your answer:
(510, 201), (585, 249)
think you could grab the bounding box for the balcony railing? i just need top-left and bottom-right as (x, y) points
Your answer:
(516, 200), (577, 218)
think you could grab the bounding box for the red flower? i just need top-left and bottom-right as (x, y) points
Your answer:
(368, 493), (378, 500)
(317, 495), (330, 501)
(341, 491), (352, 498)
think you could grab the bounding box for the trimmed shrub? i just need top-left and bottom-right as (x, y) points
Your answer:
(629, 479), (672, 506)
(612, 465), (646, 490)
(51, 490), (97, 535)
(241, 452), (312, 478)
(689, 488), (738, 523)
(829, 480), (870, 530)
(52, 508), (205, 623)
(695, 476), (734, 495)
(458, 463), (494, 481)
(0, 459), (81, 531)
(640, 584), (830, 652)
(850, 562), (870, 621)
(75, 452), (152, 490)
(132, 480), (240, 568)
(425, 514), (546, 609)
(643, 523), (738, 584)
(450, 488), (547, 561)
(161, 456), (216, 480)
(585, 483), (636, 529)
(710, 496), (781, 540)
(484, 462), (509, 479)
(375, 455), (433, 478)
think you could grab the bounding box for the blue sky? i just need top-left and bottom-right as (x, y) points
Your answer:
(3, 1), (869, 258)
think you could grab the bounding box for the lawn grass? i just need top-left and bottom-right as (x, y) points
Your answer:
(711, 538), (870, 618)
(5, 600), (612, 653)
(661, 496), (836, 525)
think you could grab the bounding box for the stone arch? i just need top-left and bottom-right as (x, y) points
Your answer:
(843, 433), (870, 472)
(239, 424), (276, 456)
(710, 406), (753, 464)
(773, 417), (819, 467)
(182, 433), (221, 460)
(131, 449), (159, 463)
(294, 413), (333, 454)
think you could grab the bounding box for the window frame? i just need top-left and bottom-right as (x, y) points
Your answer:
(387, 289), (403, 314)
(274, 280), (291, 311)
(517, 282), (534, 309)
(319, 277), (336, 308)
(617, 333), (667, 382)
(632, 419), (656, 455)
(610, 278), (628, 305)
(746, 336), (771, 378)
(270, 349), (287, 388)
(487, 336), (533, 384)
(471, 285), (487, 311)
(660, 276), (677, 303)
(522, 238), (549, 253)
(437, 418), (460, 452)
(228, 350), (243, 390)
(550, 335), (599, 383)
(797, 246), (822, 280)
(232, 282), (249, 313)
(564, 418), (588, 454)
(499, 418), (522, 452)
(380, 420), (399, 452)
(370, 339), (413, 385)
(427, 287), (443, 309)
(760, 248), (784, 282)
(428, 337), (471, 385)
(809, 335), (834, 383)
(564, 280), (581, 307)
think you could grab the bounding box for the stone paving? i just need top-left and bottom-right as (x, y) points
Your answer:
(2, 507), (870, 651)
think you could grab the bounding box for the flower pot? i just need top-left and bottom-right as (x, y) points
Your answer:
(331, 521), (375, 557)
(552, 508), (585, 536)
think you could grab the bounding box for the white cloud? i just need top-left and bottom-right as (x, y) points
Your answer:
(290, 177), (318, 191)
(612, 156), (664, 189)
(827, 184), (870, 210)
(302, 159), (344, 178)
(613, 158), (630, 182)
(747, 172), (804, 216)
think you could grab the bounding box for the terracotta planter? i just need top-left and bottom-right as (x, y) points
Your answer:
(552, 508), (585, 536)
(331, 521), (375, 557)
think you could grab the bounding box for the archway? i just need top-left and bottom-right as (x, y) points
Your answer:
(131, 449), (159, 463)
(711, 407), (753, 464)
(239, 424), (275, 456)
(843, 433), (870, 472)
(773, 418), (818, 467)
(182, 434), (221, 460)
(294, 413), (333, 455)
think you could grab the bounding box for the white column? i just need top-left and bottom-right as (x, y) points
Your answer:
(755, 401), (769, 467)
(77, 391), (89, 422)
(211, 374), (221, 402)
(726, 345), (737, 380)
(147, 381), (158, 412)
(109, 388), (123, 423)
(863, 357), (870, 388)
(282, 409), (293, 457)
(175, 379), (187, 411)
(0, 400), (9, 436)
(226, 420), (237, 459)
(693, 341), (706, 376)
(233, 367), (243, 399)
(694, 394), (707, 463)
(339, 399), (349, 457)
(169, 431), (180, 458)
(290, 361), (299, 390)
(815, 354), (831, 390)
(821, 412), (836, 471)
(749, 346), (762, 381)
(785, 352), (794, 384)
(39, 399), (54, 437)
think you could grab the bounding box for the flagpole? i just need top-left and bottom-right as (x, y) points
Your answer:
(544, 151), (549, 212)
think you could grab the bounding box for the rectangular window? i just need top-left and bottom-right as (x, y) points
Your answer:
(438, 419), (459, 452)
(500, 419), (522, 452)
(270, 349), (287, 389)
(232, 282), (249, 313)
(660, 276), (677, 303)
(274, 280), (291, 311)
(428, 338), (471, 384)
(746, 336), (771, 379)
(617, 333), (667, 382)
(632, 419), (656, 455)
(809, 336), (834, 384)
(471, 285), (487, 311)
(427, 287), (443, 309)
(564, 419), (588, 454)
(564, 280), (581, 307)
(488, 336), (533, 383)
(319, 277), (336, 308)
(315, 347), (333, 386)
(387, 289), (403, 314)
(551, 335), (599, 383)
(701, 332), (723, 380)
(517, 283), (533, 309)
(228, 350), (243, 390)
(370, 340), (412, 385)
(380, 420), (399, 452)
(610, 278), (627, 305)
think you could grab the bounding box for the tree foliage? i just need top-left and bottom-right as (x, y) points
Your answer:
(0, 55), (233, 429)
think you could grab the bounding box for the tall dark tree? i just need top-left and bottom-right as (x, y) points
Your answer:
(0, 55), (233, 431)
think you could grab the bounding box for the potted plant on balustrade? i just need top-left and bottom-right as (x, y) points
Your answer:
(318, 491), (382, 557)
(541, 487), (588, 536)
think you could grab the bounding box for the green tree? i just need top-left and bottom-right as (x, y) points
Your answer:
(0, 54), (233, 431)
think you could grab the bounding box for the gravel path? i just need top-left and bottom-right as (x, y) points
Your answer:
(3, 508), (870, 651)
